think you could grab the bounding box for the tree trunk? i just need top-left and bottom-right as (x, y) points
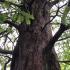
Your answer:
(10, 0), (60, 70)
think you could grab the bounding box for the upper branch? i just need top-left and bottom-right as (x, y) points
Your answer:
(48, 23), (69, 45)
(42, 6), (59, 31)
(42, 2), (67, 31)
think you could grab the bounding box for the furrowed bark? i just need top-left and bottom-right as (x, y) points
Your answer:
(10, 0), (61, 70)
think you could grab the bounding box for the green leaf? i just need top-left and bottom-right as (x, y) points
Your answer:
(2, 1), (10, 8)
(61, 5), (70, 26)
(0, 26), (5, 32)
(12, 13), (19, 22)
(0, 14), (5, 21)
(25, 18), (31, 25)
(20, 11), (34, 24)
(0, 14), (8, 23)
(16, 14), (24, 23)
(7, 27), (13, 33)
(22, 11), (34, 20)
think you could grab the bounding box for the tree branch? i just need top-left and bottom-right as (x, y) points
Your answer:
(0, 48), (13, 54)
(44, 23), (69, 52)
(59, 60), (70, 63)
(42, 6), (59, 31)
(42, 2), (67, 31)
(58, 36), (70, 41)
(4, 58), (11, 70)
(4, 20), (19, 30)
(59, 60), (70, 65)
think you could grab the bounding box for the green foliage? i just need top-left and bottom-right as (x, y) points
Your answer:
(20, 11), (34, 24)
(61, 4), (70, 26)
(11, 10), (34, 24)
(0, 0), (34, 25)
(0, 26), (5, 32)
(2, 1), (11, 8)
(0, 14), (8, 23)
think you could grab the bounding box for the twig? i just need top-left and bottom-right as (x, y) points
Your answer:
(0, 30), (7, 35)
(42, 2), (67, 31)
(4, 58), (11, 70)
(59, 60), (70, 65)
(0, 48), (13, 54)
(42, 5), (59, 31)
(58, 36), (70, 41)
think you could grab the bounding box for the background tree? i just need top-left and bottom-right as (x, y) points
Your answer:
(0, 0), (70, 70)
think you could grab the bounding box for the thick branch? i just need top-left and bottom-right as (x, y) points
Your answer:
(44, 23), (69, 52)
(0, 48), (12, 54)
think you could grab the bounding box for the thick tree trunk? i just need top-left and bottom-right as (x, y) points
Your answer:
(10, 0), (60, 70)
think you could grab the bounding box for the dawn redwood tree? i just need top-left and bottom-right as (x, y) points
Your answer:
(10, 0), (59, 70)
(0, 0), (70, 70)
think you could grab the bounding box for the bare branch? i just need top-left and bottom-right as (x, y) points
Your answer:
(59, 60), (70, 65)
(0, 48), (13, 54)
(58, 36), (70, 41)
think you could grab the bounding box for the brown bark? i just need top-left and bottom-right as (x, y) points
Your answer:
(10, 0), (60, 70)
